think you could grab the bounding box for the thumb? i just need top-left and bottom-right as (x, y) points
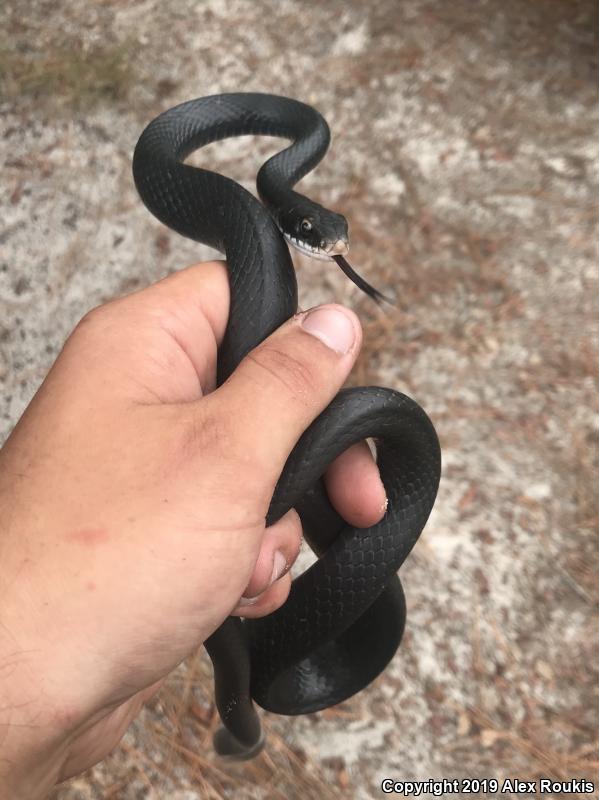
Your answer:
(205, 304), (362, 487)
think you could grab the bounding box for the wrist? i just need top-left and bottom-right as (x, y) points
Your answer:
(0, 590), (70, 798)
(0, 757), (60, 800)
(0, 683), (67, 800)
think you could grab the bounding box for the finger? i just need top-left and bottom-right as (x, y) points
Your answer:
(237, 508), (302, 601)
(71, 261), (230, 396)
(115, 259), (231, 348)
(126, 259), (230, 392)
(324, 440), (388, 528)
(230, 572), (292, 618)
(203, 303), (362, 490)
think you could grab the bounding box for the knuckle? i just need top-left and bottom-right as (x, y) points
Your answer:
(76, 304), (106, 331)
(177, 404), (262, 495)
(68, 305), (113, 353)
(246, 344), (318, 405)
(74, 301), (124, 341)
(180, 404), (234, 461)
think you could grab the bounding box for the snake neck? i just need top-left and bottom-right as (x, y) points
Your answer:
(218, 187), (298, 383)
(133, 93), (334, 382)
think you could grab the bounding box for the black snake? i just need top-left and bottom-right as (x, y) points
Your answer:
(133, 93), (441, 759)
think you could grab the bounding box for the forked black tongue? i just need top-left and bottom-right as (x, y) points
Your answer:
(333, 255), (393, 306)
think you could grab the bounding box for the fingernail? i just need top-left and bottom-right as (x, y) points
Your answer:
(238, 595), (259, 606)
(269, 550), (288, 585)
(301, 306), (356, 354)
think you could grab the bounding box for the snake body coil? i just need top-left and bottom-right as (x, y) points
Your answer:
(133, 93), (441, 759)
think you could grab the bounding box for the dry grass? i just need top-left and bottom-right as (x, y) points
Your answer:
(342, 181), (599, 798)
(53, 640), (599, 798)
(441, 616), (599, 800)
(51, 652), (352, 799)
(0, 34), (136, 111)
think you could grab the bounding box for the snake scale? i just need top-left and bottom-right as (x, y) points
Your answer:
(133, 93), (441, 759)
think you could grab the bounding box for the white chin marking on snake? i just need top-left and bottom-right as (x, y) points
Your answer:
(283, 233), (333, 262)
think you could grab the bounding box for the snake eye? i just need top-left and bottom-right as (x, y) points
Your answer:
(300, 218), (312, 234)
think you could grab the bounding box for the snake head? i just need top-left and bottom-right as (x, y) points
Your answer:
(278, 202), (349, 261)
(278, 201), (392, 305)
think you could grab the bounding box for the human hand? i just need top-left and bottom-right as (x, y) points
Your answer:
(0, 261), (387, 798)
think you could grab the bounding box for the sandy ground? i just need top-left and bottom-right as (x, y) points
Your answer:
(1, 0), (598, 798)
